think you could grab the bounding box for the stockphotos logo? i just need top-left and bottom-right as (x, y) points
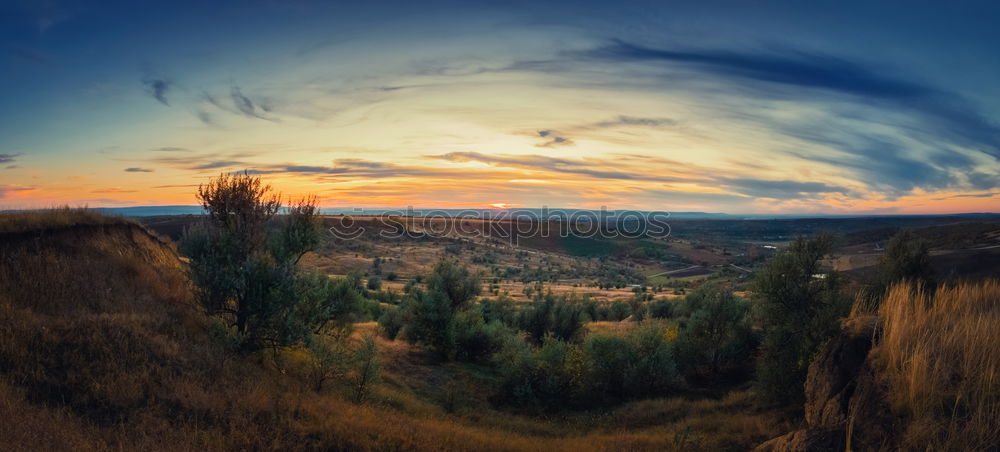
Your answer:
(327, 207), (671, 245)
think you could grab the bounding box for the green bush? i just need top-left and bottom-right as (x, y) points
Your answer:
(401, 289), (455, 359)
(426, 260), (480, 309)
(479, 293), (516, 326)
(395, 260), (489, 359)
(495, 322), (681, 410)
(584, 323), (680, 400)
(378, 306), (404, 340)
(453, 310), (513, 362)
(608, 301), (631, 321)
(517, 292), (585, 344)
(753, 235), (850, 404)
(875, 229), (933, 296)
(648, 298), (674, 319)
(494, 336), (581, 409)
(674, 286), (756, 383)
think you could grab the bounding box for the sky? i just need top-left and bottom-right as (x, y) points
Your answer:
(1, 0), (999, 214)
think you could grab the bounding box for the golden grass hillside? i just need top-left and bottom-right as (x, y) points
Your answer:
(873, 280), (1000, 450)
(0, 210), (790, 451)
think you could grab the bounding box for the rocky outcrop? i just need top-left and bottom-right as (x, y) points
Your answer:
(804, 316), (876, 429)
(755, 316), (890, 452)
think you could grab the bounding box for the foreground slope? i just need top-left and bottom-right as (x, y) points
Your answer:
(0, 210), (789, 451)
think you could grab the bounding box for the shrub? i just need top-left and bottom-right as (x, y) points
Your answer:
(517, 293), (585, 344)
(648, 298), (674, 319)
(608, 301), (631, 321)
(378, 306), (405, 340)
(426, 260), (480, 309)
(366, 276), (382, 291)
(674, 286), (756, 382)
(453, 310), (513, 362)
(494, 336), (581, 409)
(295, 272), (365, 331)
(753, 235), (850, 404)
(584, 323), (680, 401)
(479, 293), (516, 326)
(874, 230), (933, 297)
(352, 335), (380, 403)
(401, 289), (455, 359)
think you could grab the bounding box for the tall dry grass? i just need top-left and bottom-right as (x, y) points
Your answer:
(876, 280), (1000, 450)
(0, 207), (130, 234)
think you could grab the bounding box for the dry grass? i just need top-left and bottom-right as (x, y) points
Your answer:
(0, 207), (132, 234)
(0, 209), (790, 451)
(875, 280), (1000, 450)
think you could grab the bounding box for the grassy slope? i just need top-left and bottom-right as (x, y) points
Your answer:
(870, 281), (1000, 449)
(0, 210), (791, 451)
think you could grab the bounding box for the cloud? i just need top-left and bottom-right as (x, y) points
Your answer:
(579, 40), (1000, 159)
(590, 116), (676, 128)
(91, 188), (138, 194)
(535, 130), (574, 148)
(192, 161), (244, 170)
(0, 185), (33, 198)
(124, 167), (154, 172)
(781, 129), (963, 196)
(196, 110), (216, 126)
(152, 184), (199, 189)
(229, 84), (278, 121)
(0, 154), (19, 164)
(141, 77), (172, 106)
(433, 151), (701, 182)
(968, 172), (1000, 190)
(717, 177), (849, 199)
(153, 147), (189, 152)
(584, 40), (932, 99)
(933, 192), (998, 200)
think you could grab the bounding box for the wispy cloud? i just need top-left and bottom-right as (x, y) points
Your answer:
(229, 84), (278, 121)
(577, 40), (1000, 159)
(589, 115), (676, 129)
(141, 77), (172, 106)
(91, 188), (138, 194)
(582, 40), (930, 99)
(535, 130), (574, 148)
(124, 167), (154, 172)
(0, 154), (19, 164)
(0, 185), (33, 198)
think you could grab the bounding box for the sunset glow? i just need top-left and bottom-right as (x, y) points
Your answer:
(1, 1), (998, 214)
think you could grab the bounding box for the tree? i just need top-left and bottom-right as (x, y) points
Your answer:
(398, 260), (482, 359)
(753, 234), (850, 404)
(877, 229), (933, 293)
(426, 260), (480, 309)
(402, 288), (456, 359)
(182, 172), (326, 349)
(675, 285), (755, 381)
